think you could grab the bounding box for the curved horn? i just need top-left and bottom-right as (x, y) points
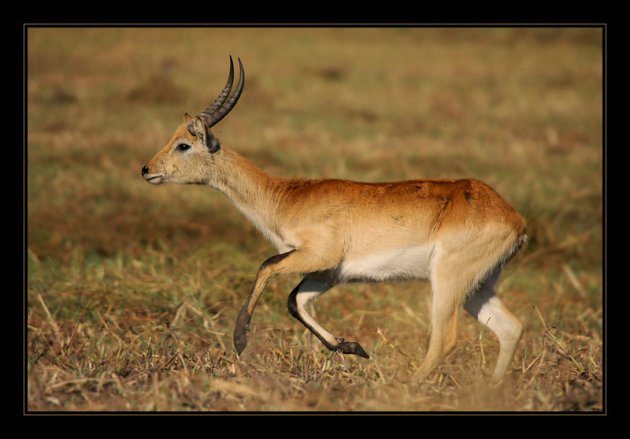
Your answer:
(202, 57), (245, 128)
(199, 56), (235, 122)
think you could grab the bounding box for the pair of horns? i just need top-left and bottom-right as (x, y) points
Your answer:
(198, 55), (245, 128)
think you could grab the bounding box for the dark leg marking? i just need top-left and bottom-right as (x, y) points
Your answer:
(259, 250), (296, 271)
(288, 278), (370, 359)
(287, 279), (336, 350)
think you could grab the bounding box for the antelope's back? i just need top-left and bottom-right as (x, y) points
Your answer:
(279, 177), (525, 238)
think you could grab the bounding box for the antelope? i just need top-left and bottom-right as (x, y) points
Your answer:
(142, 56), (527, 382)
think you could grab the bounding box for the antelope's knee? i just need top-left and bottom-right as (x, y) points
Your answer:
(504, 317), (523, 343)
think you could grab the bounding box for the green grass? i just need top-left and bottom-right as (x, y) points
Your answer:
(27, 27), (602, 411)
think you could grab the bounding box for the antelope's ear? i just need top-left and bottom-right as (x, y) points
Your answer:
(183, 113), (193, 123)
(187, 116), (220, 153)
(187, 116), (206, 139)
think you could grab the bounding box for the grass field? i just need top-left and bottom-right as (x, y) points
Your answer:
(26, 28), (603, 412)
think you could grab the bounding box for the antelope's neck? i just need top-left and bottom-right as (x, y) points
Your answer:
(211, 147), (287, 251)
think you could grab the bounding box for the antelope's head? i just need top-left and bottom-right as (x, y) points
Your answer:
(142, 56), (245, 185)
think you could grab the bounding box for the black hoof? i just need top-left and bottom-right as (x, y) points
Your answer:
(336, 340), (370, 359)
(234, 329), (248, 355)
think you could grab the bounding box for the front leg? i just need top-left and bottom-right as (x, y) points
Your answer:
(287, 274), (370, 359)
(233, 251), (295, 354)
(233, 248), (340, 355)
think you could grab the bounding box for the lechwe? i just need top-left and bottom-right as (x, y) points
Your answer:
(142, 57), (527, 382)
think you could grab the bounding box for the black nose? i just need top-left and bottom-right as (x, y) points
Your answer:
(141, 165), (149, 176)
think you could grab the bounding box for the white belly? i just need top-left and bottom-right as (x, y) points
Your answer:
(339, 244), (435, 282)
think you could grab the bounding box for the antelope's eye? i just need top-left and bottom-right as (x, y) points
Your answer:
(176, 143), (191, 151)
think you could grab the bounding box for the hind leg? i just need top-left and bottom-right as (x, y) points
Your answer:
(413, 280), (463, 381)
(464, 267), (523, 382)
(413, 255), (470, 382)
(413, 238), (513, 382)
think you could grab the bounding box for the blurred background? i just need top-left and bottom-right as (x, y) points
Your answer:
(27, 28), (602, 411)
